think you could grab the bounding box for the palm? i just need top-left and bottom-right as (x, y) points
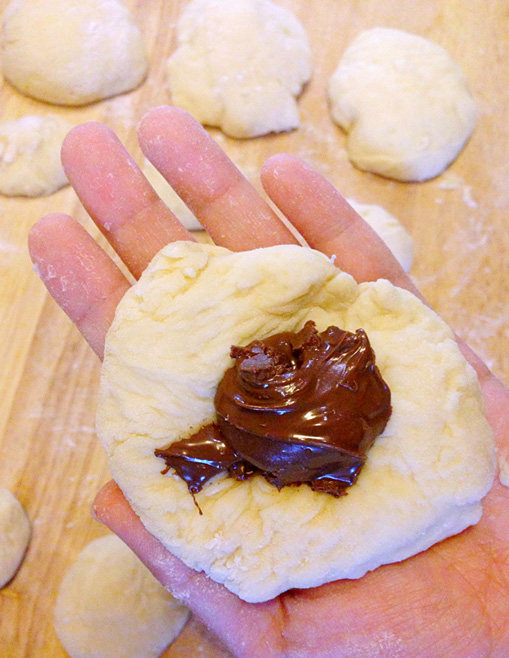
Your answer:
(29, 107), (508, 657)
(95, 368), (509, 657)
(271, 460), (509, 657)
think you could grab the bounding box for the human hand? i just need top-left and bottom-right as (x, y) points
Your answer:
(29, 106), (509, 657)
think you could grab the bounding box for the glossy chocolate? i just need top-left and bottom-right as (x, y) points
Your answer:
(155, 423), (255, 495)
(156, 321), (391, 497)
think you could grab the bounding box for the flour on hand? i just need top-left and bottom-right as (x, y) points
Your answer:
(142, 159), (202, 231)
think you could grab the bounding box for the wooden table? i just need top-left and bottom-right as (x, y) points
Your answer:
(1, 1), (507, 655)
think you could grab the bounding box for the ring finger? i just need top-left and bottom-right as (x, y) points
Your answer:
(29, 107), (297, 356)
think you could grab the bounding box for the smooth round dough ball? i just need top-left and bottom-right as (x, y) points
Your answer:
(1, 0), (148, 106)
(0, 488), (31, 588)
(54, 534), (189, 658)
(0, 115), (72, 197)
(166, 0), (312, 138)
(347, 199), (413, 272)
(328, 28), (477, 182)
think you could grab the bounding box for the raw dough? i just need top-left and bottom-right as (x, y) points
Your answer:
(328, 28), (477, 182)
(0, 487), (31, 588)
(97, 241), (495, 602)
(348, 199), (413, 271)
(166, 0), (312, 138)
(54, 534), (189, 658)
(1, 0), (148, 106)
(143, 159), (202, 231)
(0, 115), (71, 197)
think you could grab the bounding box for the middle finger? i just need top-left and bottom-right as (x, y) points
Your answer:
(138, 106), (298, 251)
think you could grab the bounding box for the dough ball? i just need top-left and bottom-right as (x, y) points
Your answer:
(328, 28), (477, 182)
(54, 534), (189, 658)
(97, 241), (495, 602)
(0, 115), (72, 197)
(1, 0), (148, 106)
(0, 487), (31, 588)
(347, 199), (413, 271)
(166, 0), (312, 138)
(142, 159), (202, 231)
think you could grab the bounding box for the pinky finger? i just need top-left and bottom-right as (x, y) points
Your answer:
(28, 214), (130, 359)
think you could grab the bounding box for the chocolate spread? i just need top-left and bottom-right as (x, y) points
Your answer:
(156, 321), (391, 498)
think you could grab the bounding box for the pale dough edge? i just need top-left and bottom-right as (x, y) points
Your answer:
(0, 488), (31, 589)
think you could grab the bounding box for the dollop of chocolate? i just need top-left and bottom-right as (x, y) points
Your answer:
(156, 321), (391, 498)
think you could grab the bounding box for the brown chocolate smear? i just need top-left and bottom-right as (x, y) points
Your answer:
(155, 423), (255, 495)
(156, 321), (391, 497)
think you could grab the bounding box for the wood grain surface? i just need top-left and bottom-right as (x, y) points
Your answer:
(0, 1), (507, 656)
